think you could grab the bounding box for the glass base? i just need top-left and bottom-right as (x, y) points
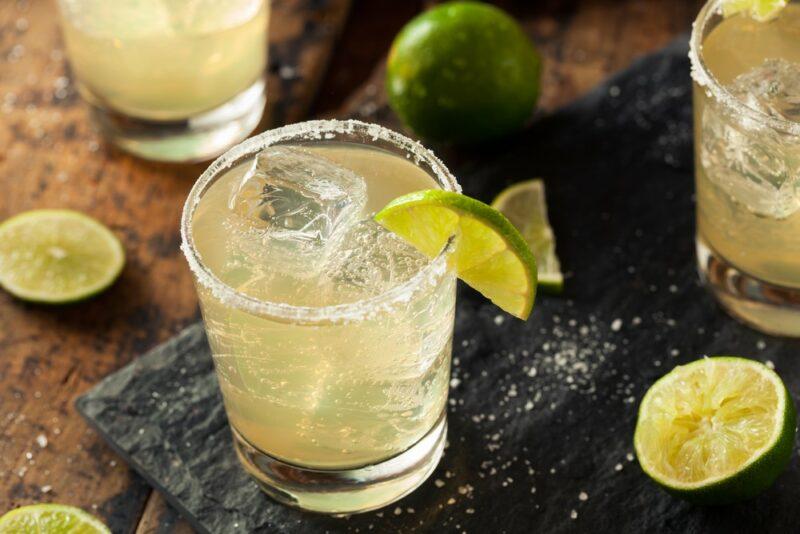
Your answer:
(87, 78), (266, 163)
(697, 237), (800, 337)
(232, 413), (447, 515)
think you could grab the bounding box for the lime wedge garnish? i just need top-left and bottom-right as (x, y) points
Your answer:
(721, 0), (787, 21)
(492, 179), (563, 294)
(0, 210), (125, 303)
(634, 357), (796, 505)
(0, 504), (111, 533)
(375, 190), (537, 320)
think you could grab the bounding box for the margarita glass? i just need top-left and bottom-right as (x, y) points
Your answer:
(56, 0), (269, 162)
(691, 0), (800, 336)
(181, 120), (459, 513)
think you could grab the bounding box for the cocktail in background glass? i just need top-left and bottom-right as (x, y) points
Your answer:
(56, 0), (269, 162)
(181, 120), (459, 513)
(690, 0), (800, 336)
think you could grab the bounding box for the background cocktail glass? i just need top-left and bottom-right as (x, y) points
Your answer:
(181, 120), (459, 514)
(56, 0), (269, 163)
(690, 0), (800, 336)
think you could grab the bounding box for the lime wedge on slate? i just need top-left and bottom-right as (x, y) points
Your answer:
(634, 356), (796, 505)
(492, 179), (563, 294)
(0, 210), (125, 303)
(722, 0), (787, 21)
(375, 190), (537, 320)
(0, 504), (111, 533)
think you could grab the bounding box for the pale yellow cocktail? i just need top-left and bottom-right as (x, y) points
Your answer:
(691, 0), (800, 335)
(182, 121), (459, 513)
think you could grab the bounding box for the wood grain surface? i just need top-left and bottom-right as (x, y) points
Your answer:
(0, 0), (702, 532)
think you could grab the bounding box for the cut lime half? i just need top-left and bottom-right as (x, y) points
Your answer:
(492, 179), (563, 294)
(634, 356), (796, 505)
(722, 0), (787, 21)
(0, 504), (111, 533)
(375, 190), (537, 320)
(0, 210), (125, 304)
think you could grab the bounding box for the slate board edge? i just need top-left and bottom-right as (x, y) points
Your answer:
(75, 325), (213, 534)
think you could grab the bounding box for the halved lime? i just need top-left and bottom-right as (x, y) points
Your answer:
(634, 357), (796, 505)
(375, 190), (537, 320)
(0, 210), (125, 303)
(0, 504), (111, 533)
(722, 0), (787, 21)
(492, 179), (563, 294)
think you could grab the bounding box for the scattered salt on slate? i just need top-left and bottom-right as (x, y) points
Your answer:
(77, 39), (800, 534)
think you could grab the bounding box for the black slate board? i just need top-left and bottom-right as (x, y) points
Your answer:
(77, 39), (800, 534)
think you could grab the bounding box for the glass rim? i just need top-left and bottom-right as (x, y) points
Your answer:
(180, 119), (461, 324)
(689, 0), (800, 136)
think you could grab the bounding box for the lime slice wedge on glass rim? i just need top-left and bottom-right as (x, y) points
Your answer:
(375, 190), (537, 320)
(0, 503), (111, 534)
(634, 356), (796, 505)
(492, 179), (563, 294)
(721, 0), (787, 21)
(0, 210), (125, 303)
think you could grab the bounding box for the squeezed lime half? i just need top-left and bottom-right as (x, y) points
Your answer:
(634, 356), (796, 504)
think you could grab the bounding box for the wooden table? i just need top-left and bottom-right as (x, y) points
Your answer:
(0, 1), (702, 531)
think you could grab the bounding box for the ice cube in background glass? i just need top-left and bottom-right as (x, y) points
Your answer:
(701, 58), (800, 219)
(228, 146), (367, 274)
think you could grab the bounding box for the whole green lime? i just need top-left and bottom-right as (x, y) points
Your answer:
(386, 1), (541, 144)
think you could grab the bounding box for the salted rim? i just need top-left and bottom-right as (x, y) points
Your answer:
(180, 119), (461, 324)
(689, 0), (800, 136)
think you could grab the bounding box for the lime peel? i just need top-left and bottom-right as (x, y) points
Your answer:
(634, 356), (796, 504)
(375, 190), (537, 320)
